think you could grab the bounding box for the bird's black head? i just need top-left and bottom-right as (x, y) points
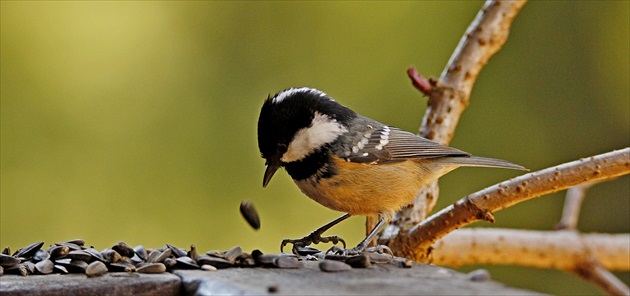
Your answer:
(257, 87), (356, 187)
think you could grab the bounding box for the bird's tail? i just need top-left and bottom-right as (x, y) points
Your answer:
(441, 155), (528, 171)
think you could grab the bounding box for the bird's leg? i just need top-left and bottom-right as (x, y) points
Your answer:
(281, 213), (350, 254)
(326, 218), (393, 256)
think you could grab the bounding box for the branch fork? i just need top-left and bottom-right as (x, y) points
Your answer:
(381, 0), (629, 294)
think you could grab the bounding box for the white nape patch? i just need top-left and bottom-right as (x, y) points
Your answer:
(281, 112), (347, 162)
(375, 126), (390, 150)
(272, 87), (328, 104)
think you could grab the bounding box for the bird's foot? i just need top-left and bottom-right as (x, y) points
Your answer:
(365, 245), (394, 256)
(326, 244), (394, 257)
(281, 233), (346, 255)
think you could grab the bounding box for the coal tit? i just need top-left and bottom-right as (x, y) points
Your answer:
(257, 87), (526, 255)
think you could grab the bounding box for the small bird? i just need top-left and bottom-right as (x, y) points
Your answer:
(257, 87), (526, 255)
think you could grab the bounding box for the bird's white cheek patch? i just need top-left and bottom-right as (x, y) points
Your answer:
(281, 112), (347, 163)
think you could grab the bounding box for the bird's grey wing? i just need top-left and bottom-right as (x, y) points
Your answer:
(332, 117), (469, 164)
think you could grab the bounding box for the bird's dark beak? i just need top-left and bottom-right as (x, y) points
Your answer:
(262, 158), (281, 188)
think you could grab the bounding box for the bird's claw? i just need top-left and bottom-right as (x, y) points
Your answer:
(326, 245), (361, 256)
(326, 244), (394, 257)
(365, 245), (394, 256)
(280, 234), (346, 254)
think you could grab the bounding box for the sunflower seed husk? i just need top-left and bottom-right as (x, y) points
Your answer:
(137, 263), (166, 274)
(53, 264), (68, 274)
(55, 242), (81, 251)
(35, 260), (54, 274)
(304, 254), (318, 261)
(197, 255), (232, 269)
(118, 256), (133, 265)
(205, 250), (226, 259)
(65, 250), (92, 262)
(54, 259), (82, 274)
(366, 252), (394, 264)
(155, 249), (172, 263)
(33, 249), (50, 262)
(101, 249), (121, 263)
(65, 259), (88, 273)
(345, 254), (371, 268)
(49, 246), (70, 260)
(319, 260), (351, 272)
(133, 245), (147, 261)
(15, 241), (44, 259)
(201, 264), (217, 271)
(236, 251), (253, 261)
(166, 244), (187, 258)
(145, 250), (162, 263)
(23, 261), (35, 274)
(175, 256), (199, 269)
(296, 246), (321, 256)
(55, 258), (71, 264)
(65, 239), (85, 247)
(111, 242), (134, 258)
(84, 248), (105, 262)
(188, 245), (199, 262)
(256, 254), (280, 266)
(109, 262), (135, 272)
(251, 249), (263, 260)
(0, 253), (20, 267)
(275, 256), (302, 269)
(6, 264), (29, 276)
(241, 258), (257, 267)
(163, 258), (177, 269)
(239, 200), (260, 230)
(131, 254), (143, 264)
(223, 246), (243, 264)
(85, 261), (108, 277)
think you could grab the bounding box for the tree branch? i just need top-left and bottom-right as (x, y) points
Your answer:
(383, 0), (528, 239)
(388, 148), (630, 261)
(431, 228), (629, 271)
(421, 0), (527, 144)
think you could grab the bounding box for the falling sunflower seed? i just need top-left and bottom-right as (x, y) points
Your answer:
(240, 200), (261, 230)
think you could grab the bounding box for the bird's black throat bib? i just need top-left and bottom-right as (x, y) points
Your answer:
(284, 149), (336, 182)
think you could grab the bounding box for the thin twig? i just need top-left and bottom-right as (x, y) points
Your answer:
(407, 67), (431, 96)
(388, 148), (630, 261)
(555, 181), (602, 230)
(384, 0), (528, 239)
(574, 259), (630, 296)
(431, 228), (629, 271)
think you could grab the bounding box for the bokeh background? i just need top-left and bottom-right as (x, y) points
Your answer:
(1, 1), (628, 294)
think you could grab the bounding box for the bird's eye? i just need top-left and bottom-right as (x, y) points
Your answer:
(277, 144), (288, 153)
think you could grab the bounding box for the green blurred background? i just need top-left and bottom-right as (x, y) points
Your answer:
(1, 1), (628, 294)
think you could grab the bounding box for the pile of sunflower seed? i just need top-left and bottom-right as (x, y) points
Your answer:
(0, 239), (412, 277)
